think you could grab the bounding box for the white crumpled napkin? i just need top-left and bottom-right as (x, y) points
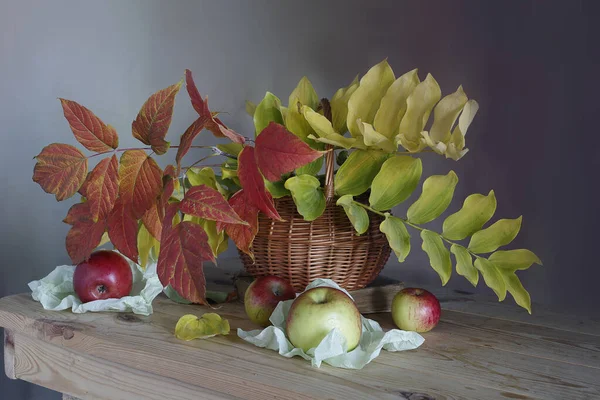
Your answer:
(237, 279), (425, 369)
(28, 257), (163, 316)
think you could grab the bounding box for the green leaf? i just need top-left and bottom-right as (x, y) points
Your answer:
(245, 100), (257, 117)
(216, 142), (243, 157)
(442, 190), (497, 240)
(331, 75), (359, 133)
(429, 86), (468, 143)
(380, 214), (411, 262)
(288, 76), (319, 110)
(489, 249), (542, 271)
(254, 92), (283, 136)
(183, 215), (228, 258)
(334, 149), (389, 196)
(358, 122), (397, 153)
(265, 179), (291, 198)
(421, 230), (452, 285)
(336, 195), (369, 235)
(347, 60), (396, 137)
(407, 171), (458, 224)
(164, 284), (192, 304)
(284, 175), (326, 221)
(336, 150), (349, 166)
(186, 167), (227, 196)
(501, 272), (532, 313)
(303, 106), (358, 149)
(474, 257), (506, 301)
(397, 74), (441, 152)
(369, 155), (422, 211)
(373, 69), (419, 139)
(138, 223), (159, 270)
(450, 244), (478, 287)
(468, 216), (523, 254)
(295, 156), (323, 176)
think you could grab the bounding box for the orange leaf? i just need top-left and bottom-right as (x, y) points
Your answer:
(59, 99), (118, 152)
(107, 198), (139, 262)
(118, 150), (163, 219)
(86, 155), (119, 222)
(217, 190), (259, 258)
(180, 185), (248, 225)
(157, 204), (214, 304)
(142, 202), (162, 240)
(255, 122), (324, 181)
(185, 69), (245, 144)
(33, 143), (88, 201)
(175, 117), (205, 173)
(132, 80), (183, 155)
(237, 146), (281, 221)
(64, 202), (106, 264)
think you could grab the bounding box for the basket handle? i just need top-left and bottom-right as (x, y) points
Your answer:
(320, 99), (335, 201)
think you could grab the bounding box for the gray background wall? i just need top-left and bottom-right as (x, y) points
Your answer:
(1, 0), (598, 398)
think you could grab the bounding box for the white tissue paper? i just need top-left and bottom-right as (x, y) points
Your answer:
(237, 279), (425, 369)
(28, 257), (163, 316)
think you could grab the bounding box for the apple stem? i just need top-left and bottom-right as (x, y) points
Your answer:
(97, 284), (107, 294)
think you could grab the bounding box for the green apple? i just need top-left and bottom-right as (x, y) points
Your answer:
(285, 287), (362, 352)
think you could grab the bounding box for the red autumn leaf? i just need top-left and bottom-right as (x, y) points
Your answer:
(175, 117), (205, 173)
(142, 203), (162, 240)
(237, 146), (282, 221)
(78, 173), (92, 198)
(33, 143), (88, 201)
(217, 190), (259, 258)
(118, 150), (163, 219)
(64, 202), (106, 264)
(160, 164), (177, 214)
(179, 185), (249, 225)
(107, 198), (139, 262)
(157, 204), (214, 304)
(59, 99), (118, 152)
(132, 80), (183, 155)
(255, 122), (324, 181)
(185, 69), (245, 144)
(86, 155), (119, 222)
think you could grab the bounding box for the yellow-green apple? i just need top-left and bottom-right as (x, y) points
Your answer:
(286, 287), (362, 352)
(391, 288), (441, 332)
(244, 276), (296, 327)
(73, 250), (133, 303)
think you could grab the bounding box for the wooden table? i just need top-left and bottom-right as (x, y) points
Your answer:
(1, 286), (599, 400)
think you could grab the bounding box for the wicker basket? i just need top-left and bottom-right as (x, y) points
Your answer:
(239, 103), (391, 291)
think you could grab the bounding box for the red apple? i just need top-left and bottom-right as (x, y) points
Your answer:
(244, 276), (296, 327)
(391, 288), (441, 332)
(73, 250), (133, 303)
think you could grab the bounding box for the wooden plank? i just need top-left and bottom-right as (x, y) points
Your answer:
(0, 294), (528, 400)
(4, 328), (15, 379)
(234, 274), (403, 314)
(439, 310), (600, 369)
(62, 395), (82, 400)
(12, 332), (233, 400)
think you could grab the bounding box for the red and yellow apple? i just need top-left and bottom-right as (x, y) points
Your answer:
(286, 287), (362, 352)
(391, 288), (441, 332)
(244, 276), (296, 327)
(73, 250), (133, 303)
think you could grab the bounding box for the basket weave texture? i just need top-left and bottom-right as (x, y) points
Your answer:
(239, 195), (392, 292)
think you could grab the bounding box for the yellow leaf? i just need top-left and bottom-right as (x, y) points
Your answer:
(254, 92), (283, 136)
(302, 106), (358, 149)
(137, 223), (158, 270)
(407, 171), (458, 224)
(245, 100), (256, 117)
(369, 155), (422, 211)
(421, 230), (452, 285)
(474, 258), (506, 301)
(450, 244), (478, 287)
(489, 249), (542, 271)
(336, 195), (369, 235)
(501, 272), (532, 313)
(331, 75), (359, 133)
(285, 100), (315, 141)
(397, 74), (441, 152)
(373, 69), (420, 139)
(174, 313), (230, 341)
(445, 99), (479, 160)
(288, 76), (319, 110)
(347, 60), (396, 138)
(380, 214), (411, 262)
(284, 175), (326, 221)
(358, 122), (397, 153)
(429, 86), (468, 143)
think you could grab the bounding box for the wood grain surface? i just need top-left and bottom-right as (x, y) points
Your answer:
(1, 286), (599, 400)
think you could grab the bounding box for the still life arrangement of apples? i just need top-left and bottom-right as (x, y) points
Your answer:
(74, 249), (440, 351)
